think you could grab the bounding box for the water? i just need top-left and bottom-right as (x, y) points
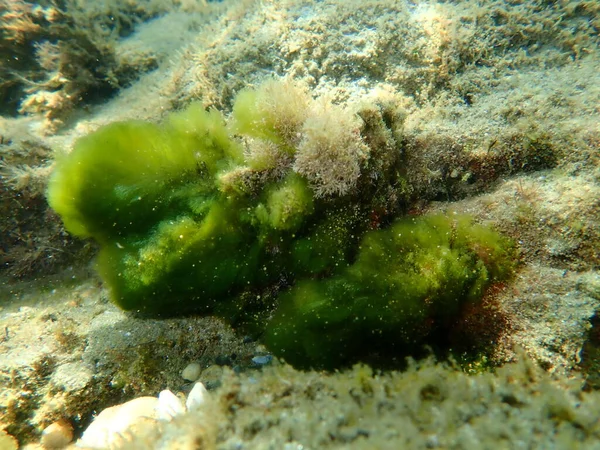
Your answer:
(1, 0), (599, 447)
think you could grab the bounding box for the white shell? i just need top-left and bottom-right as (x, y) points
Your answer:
(186, 381), (208, 410)
(157, 389), (186, 420)
(41, 420), (74, 448)
(77, 397), (159, 448)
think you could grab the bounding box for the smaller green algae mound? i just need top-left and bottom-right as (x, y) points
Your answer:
(265, 214), (516, 369)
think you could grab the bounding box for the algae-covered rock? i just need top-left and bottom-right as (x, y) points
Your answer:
(47, 83), (516, 369)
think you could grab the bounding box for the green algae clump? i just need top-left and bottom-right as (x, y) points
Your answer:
(47, 104), (261, 313)
(47, 86), (517, 369)
(264, 214), (516, 370)
(46, 102), (338, 314)
(47, 105), (242, 241)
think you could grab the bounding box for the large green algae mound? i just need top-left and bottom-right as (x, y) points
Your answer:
(47, 80), (518, 369)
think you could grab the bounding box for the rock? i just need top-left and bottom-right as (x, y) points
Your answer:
(40, 419), (73, 448)
(199, 365), (223, 390)
(181, 362), (201, 382)
(50, 362), (93, 393)
(215, 355), (233, 366)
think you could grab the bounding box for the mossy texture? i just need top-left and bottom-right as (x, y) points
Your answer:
(48, 88), (516, 368)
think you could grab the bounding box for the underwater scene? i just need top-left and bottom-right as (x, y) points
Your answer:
(0, 0), (599, 448)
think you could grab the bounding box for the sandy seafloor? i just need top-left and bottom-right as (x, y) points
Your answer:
(0, 0), (599, 448)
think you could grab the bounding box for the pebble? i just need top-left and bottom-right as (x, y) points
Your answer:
(41, 420), (73, 448)
(215, 354), (233, 366)
(200, 364), (224, 389)
(181, 362), (201, 381)
(252, 354), (273, 366)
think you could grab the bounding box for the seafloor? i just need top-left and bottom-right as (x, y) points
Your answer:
(0, 0), (599, 448)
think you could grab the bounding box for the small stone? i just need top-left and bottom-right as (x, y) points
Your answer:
(41, 419), (73, 448)
(215, 355), (232, 366)
(252, 354), (273, 366)
(199, 364), (224, 390)
(181, 362), (201, 381)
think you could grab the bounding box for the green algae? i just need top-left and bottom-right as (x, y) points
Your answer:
(47, 90), (516, 369)
(265, 214), (516, 369)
